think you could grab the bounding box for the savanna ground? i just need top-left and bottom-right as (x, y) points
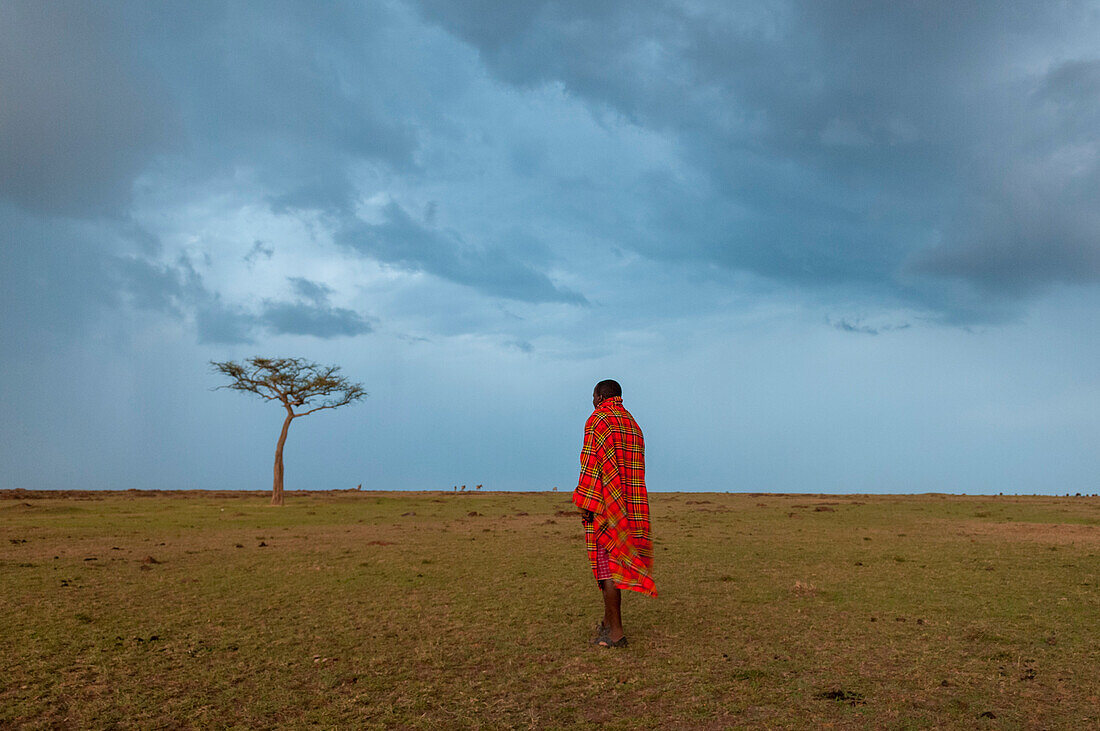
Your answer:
(2, 490), (1098, 730)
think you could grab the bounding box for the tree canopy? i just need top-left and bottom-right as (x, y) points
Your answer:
(211, 357), (366, 416)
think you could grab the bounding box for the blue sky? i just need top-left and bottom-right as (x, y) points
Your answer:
(2, 1), (1098, 494)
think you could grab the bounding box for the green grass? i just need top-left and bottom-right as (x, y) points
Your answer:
(2, 490), (1099, 729)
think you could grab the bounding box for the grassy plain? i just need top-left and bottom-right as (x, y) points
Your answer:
(2, 489), (1099, 729)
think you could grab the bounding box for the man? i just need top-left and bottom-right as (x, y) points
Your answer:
(572, 379), (656, 648)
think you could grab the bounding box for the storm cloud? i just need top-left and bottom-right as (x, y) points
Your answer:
(110, 258), (373, 343)
(337, 201), (586, 305)
(0, 3), (171, 217)
(417, 0), (1100, 311)
(1, 1), (1098, 495)
(7, 0), (1098, 330)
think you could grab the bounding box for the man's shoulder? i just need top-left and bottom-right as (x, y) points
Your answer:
(588, 407), (642, 435)
(617, 407), (642, 429)
(585, 410), (610, 431)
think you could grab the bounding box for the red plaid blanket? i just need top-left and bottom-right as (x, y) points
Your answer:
(572, 397), (656, 597)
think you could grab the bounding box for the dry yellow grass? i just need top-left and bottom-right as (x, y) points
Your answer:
(2, 490), (1099, 729)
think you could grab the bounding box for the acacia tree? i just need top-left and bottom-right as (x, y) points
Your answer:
(211, 357), (366, 506)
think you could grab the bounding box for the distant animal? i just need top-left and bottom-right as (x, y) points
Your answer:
(460, 485), (466, 491)
(552, 486), (558, 491)
(476, 484), (482, 491)
(355, 484), (362, 491)
(453, 486), (457, 491)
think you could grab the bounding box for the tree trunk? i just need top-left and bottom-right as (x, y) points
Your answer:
(271, 411), (294, 506)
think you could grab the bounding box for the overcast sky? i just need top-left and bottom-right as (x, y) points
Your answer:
(2, 1), (1099, 495)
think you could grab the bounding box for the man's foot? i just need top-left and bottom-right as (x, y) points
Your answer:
(590, 621), (610, 645)
(597, 635), (628, 648)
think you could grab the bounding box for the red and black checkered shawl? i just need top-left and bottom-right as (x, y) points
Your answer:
(572, 397), (656, 597)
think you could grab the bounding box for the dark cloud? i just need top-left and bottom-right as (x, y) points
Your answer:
(195, 299), (259, 345)
(2, 2), (412, 346)
(0, 207), (117, 344)
(1, 2), (417, 218)
(337, 201), (587, 305)
(506, 339), (534, 353)
(4, 0), (1098, 352)
(260, 301), (373, 339)
(129, 1), (419, 201)
(259, 276), (374, 338)
(910, 57), (1100, 294)
(911, 185), (1100, 295)
(0, 208), (262, 350)
(828, 317), (911, 336)
(288, 277), (334, 305)
(96, 2), (582, 313)
(243, 241), (274, 265)
(415, 0), (1100, 317)
(0, 2), (172, 217)
(110, 254), (255, 344)
(1036, 58), (1100, 125)
(112, 256), (194, 317)
(267, 176), (359, 216)
(110, 258), (373, 343)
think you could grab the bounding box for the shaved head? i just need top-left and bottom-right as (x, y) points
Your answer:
(594, 379), (622, 401)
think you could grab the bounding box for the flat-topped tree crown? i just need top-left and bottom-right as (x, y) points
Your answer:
(211, 357), (367, 505)
(212, 357), (366, 415)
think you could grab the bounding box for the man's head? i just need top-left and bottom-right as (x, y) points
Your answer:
(592, 379), (622, 408)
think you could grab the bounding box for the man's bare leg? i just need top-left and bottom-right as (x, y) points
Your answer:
(600, 579), (624, 642)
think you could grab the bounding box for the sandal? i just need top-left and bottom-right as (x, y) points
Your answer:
(590, 621), (610, 645)
(597, 635), (628, 648)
